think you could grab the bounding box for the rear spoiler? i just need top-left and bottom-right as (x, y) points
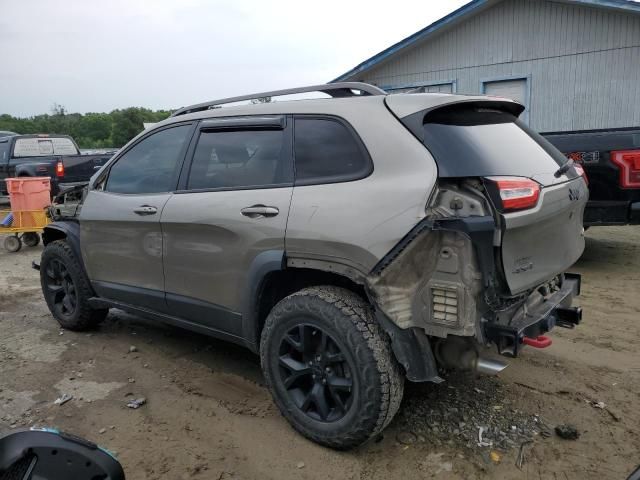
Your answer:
(388, 97), (525, 143)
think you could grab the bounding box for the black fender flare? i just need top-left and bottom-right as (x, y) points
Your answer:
(14, 163), (41, 177)
(241, 249), (286, 351)
(42, 221), (87, 272)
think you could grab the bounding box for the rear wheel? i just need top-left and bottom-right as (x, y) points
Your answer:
(40, 240), (108, 330)
(22, 232), (40, 247)
(260, 286), (404, 449)
(4, 235), (21, 252)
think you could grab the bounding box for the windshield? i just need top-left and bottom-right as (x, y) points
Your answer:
(422, 105), (566, 179)
(13, 137), (78, 157)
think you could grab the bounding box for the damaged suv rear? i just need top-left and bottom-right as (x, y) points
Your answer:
(39, 83), (587, 449)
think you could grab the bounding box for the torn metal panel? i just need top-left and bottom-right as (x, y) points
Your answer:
(367, 228), (483, 338)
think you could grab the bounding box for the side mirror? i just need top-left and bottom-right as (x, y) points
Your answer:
(0, 428), (124, 480)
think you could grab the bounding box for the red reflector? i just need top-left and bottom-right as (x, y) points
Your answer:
(487, 177), (540, 212)
(611, 150), (640, 188)
(56, 161), (64, 177)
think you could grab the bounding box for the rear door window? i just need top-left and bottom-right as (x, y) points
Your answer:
(0, 140), (9, 163)
(186, 129), (290, 190)
(294, 117), (372, 185)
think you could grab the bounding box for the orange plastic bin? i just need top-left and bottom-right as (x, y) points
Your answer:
(4, 177), (51, 228)
(5, 177), (51, 211)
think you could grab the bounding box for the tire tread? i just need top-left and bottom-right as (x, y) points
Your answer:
(260, 285), (404, 449)
(40, 240), (107, 330)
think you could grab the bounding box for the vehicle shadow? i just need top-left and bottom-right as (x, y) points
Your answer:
(99, 308), (264, 384)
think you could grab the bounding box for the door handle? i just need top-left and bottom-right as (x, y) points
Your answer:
(241, 205), (279, 218)
(133, 205), (158, 215)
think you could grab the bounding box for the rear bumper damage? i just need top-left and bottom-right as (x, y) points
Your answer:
(483, 273), (581, 357)
(367, 207), (583, 382)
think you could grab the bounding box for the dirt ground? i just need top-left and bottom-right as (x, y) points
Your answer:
(1, 226), (639, 479)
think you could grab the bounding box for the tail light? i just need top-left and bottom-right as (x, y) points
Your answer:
(56, 161), (64, 177)
(485, 176), (540, 212)
(611, 150), (640, 188)
(573, 163), (589, 185)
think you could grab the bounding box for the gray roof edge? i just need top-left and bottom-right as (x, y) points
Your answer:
(332, 0), (640, 82)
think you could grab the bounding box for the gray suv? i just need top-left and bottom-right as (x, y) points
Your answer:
(39, 83), (587, 449)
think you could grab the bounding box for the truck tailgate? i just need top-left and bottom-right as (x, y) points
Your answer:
(500, 177), (588, 294)
(63, 154), (112, 183)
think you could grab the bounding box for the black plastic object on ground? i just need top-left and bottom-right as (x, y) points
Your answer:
(555, 424), (580, 440)
(0, 428), (125, 480)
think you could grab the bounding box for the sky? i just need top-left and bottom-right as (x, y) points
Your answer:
(0, 0), (469, 117)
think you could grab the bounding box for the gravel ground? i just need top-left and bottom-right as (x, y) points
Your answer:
(1, 226), (639, 479)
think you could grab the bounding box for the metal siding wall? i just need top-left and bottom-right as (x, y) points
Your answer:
(360, 0), (640, 132)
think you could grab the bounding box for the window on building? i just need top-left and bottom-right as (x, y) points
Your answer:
(294, 117), (371, 184)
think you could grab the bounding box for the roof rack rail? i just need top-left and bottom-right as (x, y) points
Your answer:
(171, 82), (386, 117)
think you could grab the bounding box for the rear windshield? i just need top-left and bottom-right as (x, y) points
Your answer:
(13, 137), (78, 157)
(421, 105), (566, 178)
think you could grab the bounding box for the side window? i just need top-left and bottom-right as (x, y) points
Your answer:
(187, 129), (290, 190)
(0, 141), (8, 163)
(105, 125), (191, 194)
(294, 117), (371, 185)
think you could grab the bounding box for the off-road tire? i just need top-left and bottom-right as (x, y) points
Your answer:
(40, 240), (108, 330)
(260, 286), (404, 449)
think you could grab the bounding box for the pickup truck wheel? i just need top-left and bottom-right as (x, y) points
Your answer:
(260, 286), (404, 449)
(4, 235), (21, 253)
(40, 240), (108, 330)
(22, 232), (40, 247)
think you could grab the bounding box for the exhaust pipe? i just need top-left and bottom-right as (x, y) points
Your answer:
(435, 336), (509, 375)
(474, 357), (508, 376)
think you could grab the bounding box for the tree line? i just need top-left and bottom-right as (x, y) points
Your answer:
(0, 105), (171, 149)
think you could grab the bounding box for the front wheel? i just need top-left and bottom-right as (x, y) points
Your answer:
(260, 286), (404, 449)
(40, 240), (108, 330)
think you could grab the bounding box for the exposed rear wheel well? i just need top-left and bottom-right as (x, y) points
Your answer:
(42, 227), (67, 246)
(255, 268), (367, 344)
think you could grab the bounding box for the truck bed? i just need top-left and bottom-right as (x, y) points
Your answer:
(543, 127), (640, 226)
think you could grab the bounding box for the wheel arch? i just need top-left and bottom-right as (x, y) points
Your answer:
(243, 254), (367, 352)
(42, 221), (88, 274)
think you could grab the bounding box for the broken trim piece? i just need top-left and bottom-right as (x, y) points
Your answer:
(370, 215), (497, 286)
(372, 307), (441, 383)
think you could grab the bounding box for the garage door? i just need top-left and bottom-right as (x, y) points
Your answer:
(483, 78), (529, 123)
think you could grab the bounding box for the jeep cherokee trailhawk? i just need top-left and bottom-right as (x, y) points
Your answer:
(39, 83), (587, 449)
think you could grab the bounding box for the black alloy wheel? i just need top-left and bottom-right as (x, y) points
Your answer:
(43, 258), (77, 319)
(278, 323), (354, 422)
(260, 286), (404, 449)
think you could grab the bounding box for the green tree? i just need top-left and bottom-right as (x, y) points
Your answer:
(0, 107), (171, 148)
(110, 108), (147, 147)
